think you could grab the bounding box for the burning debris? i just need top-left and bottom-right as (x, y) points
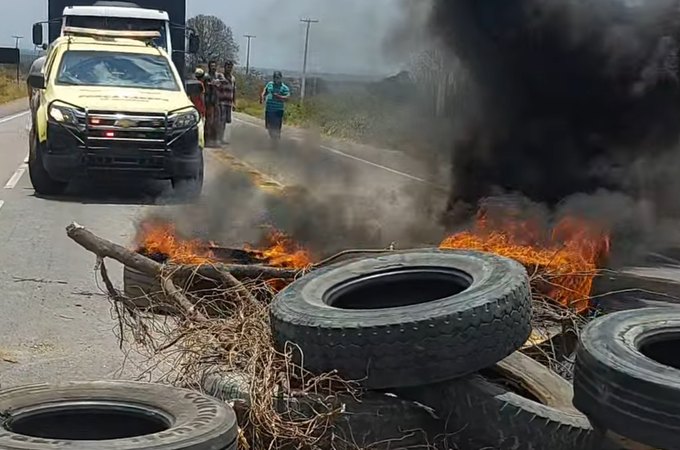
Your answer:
(431, 0), (680, 242)
(134, 218), (312, 271)
(440, 200), (610, 312)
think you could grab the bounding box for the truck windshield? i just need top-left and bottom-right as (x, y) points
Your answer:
(56, 51), (179, 91)
(64, 16), (167, 50)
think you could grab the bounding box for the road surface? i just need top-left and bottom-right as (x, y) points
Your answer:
(0, 99), (448, 387)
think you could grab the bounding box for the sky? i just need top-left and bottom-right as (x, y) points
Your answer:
(2, 0), (409, 76)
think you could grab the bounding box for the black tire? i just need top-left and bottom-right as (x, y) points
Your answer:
(172, 152), (204, 200)
(398, 351), (599, 450)
(28, 126), (67, 196)
(573, 307), (680, 449)
(0, 380), (238, 449)
(201, 371), (445, 450)
(270, 249), (532, 389)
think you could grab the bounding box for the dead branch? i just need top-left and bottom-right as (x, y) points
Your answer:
(170, 263), (300, 281)
(66, 222), (207, 322)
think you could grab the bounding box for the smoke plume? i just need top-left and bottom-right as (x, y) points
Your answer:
(418, 0), (680, 263)
(431, 0), (680, 222)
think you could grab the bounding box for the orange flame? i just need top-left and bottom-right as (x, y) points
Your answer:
(439, 211), (610, 312)
(134, 219), (215, 265)
(134, 219), (312, 270)
(245, 229), (312, 270)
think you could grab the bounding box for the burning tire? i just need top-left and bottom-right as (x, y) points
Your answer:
(270, 249), (532, 389)
(573, 307), (680, 449)
(0, 380), (238, 449)
(399, 351), (598, 450)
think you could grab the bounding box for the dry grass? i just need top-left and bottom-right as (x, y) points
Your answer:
(98, 260), (357, 450)
(0, 70), (25, 104)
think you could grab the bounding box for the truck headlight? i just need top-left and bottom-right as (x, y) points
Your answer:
(49, 103), (81, 127)
(170, 108), (200, 129)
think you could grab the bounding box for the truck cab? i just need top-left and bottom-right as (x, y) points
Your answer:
(60, 5), (173, 54)
(32, 1), (198, 80)
(27, 28), (204, 198)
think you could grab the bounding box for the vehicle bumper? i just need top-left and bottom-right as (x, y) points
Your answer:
(43, 123), (203, 182)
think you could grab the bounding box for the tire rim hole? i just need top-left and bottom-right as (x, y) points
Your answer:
(5, 401), (171, 440)
(324, 267), (472, 310)
(640, 334), (680, 370)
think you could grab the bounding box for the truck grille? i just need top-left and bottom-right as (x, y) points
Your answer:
(79, 110), (169, 151)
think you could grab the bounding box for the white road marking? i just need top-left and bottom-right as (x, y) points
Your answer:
(0, 110), (29, 125)
(233, 116), (434, 185)
(0, 200), (4, 211)
(4, 163), (27, 189)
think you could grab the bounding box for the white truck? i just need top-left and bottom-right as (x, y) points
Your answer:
(31, 1), (198, 81)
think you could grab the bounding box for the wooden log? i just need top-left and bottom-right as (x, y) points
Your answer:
(170, 263), (301, 281)
(66, 222), (207, 322)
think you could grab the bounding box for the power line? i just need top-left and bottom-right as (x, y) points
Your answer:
(299, 18), (318, 103)
(243, 34), (256, 75)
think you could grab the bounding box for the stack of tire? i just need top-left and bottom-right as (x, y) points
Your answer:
(0, 381), (240, 449)
(268, 249), (599, 449)
(572, 307), (680, 450)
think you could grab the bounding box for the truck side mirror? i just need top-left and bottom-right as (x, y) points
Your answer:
(188, 34), (199, 54)
(28, 73), (45, 90)
(32, 23), (43, 47)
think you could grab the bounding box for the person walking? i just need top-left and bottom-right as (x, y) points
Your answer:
(259, 71), (290, 142)
(216, 60), (237, 144)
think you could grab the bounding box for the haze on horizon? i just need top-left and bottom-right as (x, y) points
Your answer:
(2, 0), (408, 76)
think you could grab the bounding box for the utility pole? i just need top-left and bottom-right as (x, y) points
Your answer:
(299, 18), (318, 103)
(243, 34), (256, 75)
(11, 35), (22, 83)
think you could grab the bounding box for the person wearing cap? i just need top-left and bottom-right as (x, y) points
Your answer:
(189, 67), (207, 119)
(259, 71), (291, 141)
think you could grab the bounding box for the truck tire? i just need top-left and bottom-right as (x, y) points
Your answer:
(0, 380), (239, 449)
(270, 249), (532, 389)
(573, 307), (680, 449)
(172, 152), (204, 200)
(202, 371), (445, 449)
(399, 351), (598, 450)
(28, 126), (67, 196)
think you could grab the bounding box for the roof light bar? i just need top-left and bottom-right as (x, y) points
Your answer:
(63, 26), (161, 40)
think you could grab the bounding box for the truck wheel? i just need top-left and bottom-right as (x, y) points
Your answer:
(172, 152), (204, 200)
(270, 249), (532, 389)
(0, 380), (238, 449)
(28, 127), (67, 196)
(573, 307), (680, 449)
(399, 351), (599, 450)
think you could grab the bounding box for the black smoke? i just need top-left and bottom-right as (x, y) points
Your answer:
(434, 0), (680, 228)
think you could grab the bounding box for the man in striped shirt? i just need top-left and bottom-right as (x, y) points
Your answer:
(216, 60), (236, 144)
(259, 71), (291, 142)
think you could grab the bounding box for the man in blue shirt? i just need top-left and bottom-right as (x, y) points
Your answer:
(259, 71), (291, 142)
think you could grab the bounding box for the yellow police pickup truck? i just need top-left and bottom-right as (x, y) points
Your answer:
(27, 27), (204, 197)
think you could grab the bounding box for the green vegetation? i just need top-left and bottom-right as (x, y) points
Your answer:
(235, 71), (439, 154)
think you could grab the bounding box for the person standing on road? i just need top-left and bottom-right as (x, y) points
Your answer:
(189, 67), (207, 119)
(217, 60), (237, 145)
(204, 60), (220, 146)
(259, 71), (290, 142)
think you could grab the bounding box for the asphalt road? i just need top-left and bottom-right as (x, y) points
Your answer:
(0, 101), (448, 387)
